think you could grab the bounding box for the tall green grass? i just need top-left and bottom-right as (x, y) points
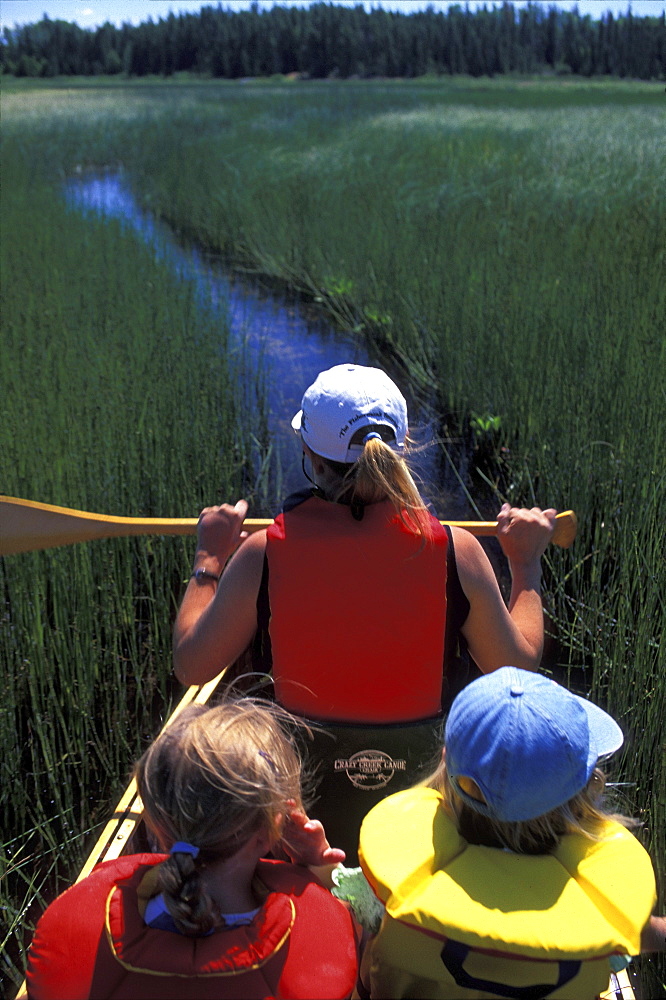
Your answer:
(0, 83), (265, 993)
(1, 76), (663, 994)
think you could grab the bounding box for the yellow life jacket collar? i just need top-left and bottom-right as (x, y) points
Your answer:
(359, 787), (656, 960)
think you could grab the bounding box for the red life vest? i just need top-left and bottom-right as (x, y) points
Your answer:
(26, 855), (358, 1000)
(266, 495), (449, 723)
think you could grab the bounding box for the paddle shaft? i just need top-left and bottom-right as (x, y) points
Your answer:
(0, 495), (577, 555)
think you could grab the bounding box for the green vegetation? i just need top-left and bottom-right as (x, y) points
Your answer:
(2, 2), (664, 80)
(0, 80), (266, 991)
(1, 76), (664, 994)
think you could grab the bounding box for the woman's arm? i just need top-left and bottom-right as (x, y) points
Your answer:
(173, 501), (266, 686)
(455, 504), (556, 673)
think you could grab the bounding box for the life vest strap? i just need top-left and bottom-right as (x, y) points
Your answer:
(441, 938), (581, 999)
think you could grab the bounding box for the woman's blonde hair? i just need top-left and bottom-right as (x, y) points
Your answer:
(310, 423), (433, 538)
(425, 757), (637, 855)
(134, 699), (308, 936)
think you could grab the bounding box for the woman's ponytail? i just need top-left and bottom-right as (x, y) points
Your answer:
(331, 431), (433, 538)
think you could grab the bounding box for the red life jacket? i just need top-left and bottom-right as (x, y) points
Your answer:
(266, 495), (449, 722)
(26, 855), (358, 1000)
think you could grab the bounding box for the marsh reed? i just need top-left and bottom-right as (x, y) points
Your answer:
(1, 82), (266, 990)
(1, 75), (663, 994)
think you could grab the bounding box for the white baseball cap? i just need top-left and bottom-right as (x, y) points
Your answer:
(291, 364), (408, 463)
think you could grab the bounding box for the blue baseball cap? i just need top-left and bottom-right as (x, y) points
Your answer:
(445, 667), (623, 823)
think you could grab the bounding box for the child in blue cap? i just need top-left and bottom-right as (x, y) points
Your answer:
(358, 667), (662, 1000)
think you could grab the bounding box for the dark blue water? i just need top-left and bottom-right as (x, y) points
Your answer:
(64, 172), (469, 516)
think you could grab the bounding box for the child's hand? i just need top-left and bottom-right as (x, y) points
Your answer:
(282, 801), (346, 867)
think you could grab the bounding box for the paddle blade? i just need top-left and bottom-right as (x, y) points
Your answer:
(0, 495), (199, 556)
(551, 510), (577, 549)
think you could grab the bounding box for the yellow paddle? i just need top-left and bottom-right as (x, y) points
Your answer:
(0, 495), (577, 556)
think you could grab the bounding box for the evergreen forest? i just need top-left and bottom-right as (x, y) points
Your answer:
(2, 1), (665, 81)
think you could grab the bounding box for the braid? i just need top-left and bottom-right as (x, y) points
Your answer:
(158, 852), (219, 937)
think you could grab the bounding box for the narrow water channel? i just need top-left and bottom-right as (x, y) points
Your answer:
(64, 172), (472, 518)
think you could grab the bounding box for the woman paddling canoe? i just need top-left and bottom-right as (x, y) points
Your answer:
(173, 363), (556, 860)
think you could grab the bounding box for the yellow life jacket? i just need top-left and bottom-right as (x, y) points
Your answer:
(359, 787), (656, 1000)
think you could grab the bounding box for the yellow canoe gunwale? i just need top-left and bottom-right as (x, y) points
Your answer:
(13, 669), (230, 1000)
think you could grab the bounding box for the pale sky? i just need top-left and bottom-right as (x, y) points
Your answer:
(2, 0), (665, 32)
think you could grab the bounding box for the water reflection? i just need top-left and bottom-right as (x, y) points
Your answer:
(64, 171), (466, 516)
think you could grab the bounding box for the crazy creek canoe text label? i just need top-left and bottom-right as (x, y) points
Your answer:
(334, 750), (406, 790)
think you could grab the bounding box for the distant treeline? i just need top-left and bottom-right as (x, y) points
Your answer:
(2, 1), (665, 80)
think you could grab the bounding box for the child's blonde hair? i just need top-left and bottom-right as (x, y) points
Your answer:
(311, 424), (433, 538)
(426, 758), (636, 855)
(134, 699), (307, 936)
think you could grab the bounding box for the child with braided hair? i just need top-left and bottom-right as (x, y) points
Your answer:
(25, 700), (359, 999)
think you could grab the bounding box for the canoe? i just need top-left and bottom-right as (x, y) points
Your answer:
(14, 659), (639, 1000)
(601, 969), (640, 1000)
(71, 668), (232, 880)
(8, 498), (632, 998)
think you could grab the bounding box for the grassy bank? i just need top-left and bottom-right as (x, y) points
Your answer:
(1, 75), (664, 994)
